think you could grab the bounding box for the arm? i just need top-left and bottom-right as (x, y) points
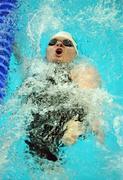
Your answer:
(13, 42), (25, 64)
(13, 42), (32, 79)
(90, 119), (104, 144)
(66, 64), (104, 144)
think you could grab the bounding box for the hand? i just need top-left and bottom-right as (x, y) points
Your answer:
(62, 115), (86, 145)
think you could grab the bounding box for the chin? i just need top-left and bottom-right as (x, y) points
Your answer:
(52, 57), (64, 63)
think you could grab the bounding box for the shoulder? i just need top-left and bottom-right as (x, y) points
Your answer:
(71, 62), (100, 78)
(70, 63), (101, 89)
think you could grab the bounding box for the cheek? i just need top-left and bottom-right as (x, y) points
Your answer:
(65, 48), (76, 58)
(47, 47), (54, 57)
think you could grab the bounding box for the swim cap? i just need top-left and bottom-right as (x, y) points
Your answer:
(50, 31), (78, 54)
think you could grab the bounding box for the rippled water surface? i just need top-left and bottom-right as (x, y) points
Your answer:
(0, 0), (123, 179)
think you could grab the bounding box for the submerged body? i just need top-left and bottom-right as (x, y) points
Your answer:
(25, 63), (88, 161)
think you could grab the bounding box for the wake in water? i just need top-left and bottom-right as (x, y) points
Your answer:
(0, 59), (116, 170)
(0, 1), (123, 178)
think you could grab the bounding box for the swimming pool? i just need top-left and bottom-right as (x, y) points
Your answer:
(0, 0), (123, 179)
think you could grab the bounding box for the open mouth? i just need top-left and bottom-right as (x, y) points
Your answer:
(55, 48), (63, 56)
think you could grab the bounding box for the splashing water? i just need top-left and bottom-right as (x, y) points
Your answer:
(27, 4), (63, 57)
(0, 0), (123, 179)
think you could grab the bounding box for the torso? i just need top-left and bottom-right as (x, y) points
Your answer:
(25, 62), (87, 161)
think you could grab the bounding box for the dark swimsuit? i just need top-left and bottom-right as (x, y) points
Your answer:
(25, 63), (87, 161)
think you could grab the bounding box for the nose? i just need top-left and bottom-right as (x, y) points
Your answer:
(56, 41), (63, 47)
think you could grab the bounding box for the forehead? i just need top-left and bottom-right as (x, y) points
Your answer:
(50, 36), (70, 41)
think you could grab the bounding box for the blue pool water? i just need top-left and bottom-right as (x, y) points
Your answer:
(0, 0), (123, 179)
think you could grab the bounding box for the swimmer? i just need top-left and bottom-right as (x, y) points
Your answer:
(44, 31), (104, 145)
(14, 31), (104, 161)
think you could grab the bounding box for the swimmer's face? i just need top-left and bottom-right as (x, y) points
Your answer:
(46, 36), (77, 63)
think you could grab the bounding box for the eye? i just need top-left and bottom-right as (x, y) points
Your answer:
(63, 39), (74, 47)
(48, 39), (57, 46)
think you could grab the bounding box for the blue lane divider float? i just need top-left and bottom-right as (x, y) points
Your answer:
(0, 0), (17, 102)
